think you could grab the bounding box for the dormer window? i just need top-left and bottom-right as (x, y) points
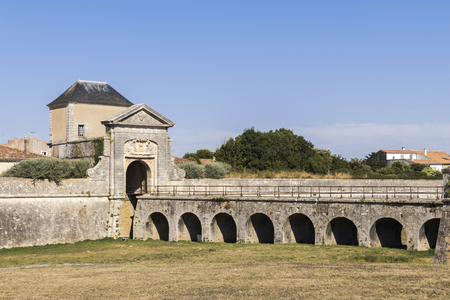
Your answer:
(78, 125), (85, 137)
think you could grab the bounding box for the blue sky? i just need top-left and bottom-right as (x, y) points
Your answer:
(1, 1), (450, 159)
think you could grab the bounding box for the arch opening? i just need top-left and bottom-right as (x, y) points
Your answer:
(370, 218), (406, 249)
(211, 213), (237, 243)
(418, 218), (440, 250)
(283, 213), (315, 244)
(178, 213), (202, 242)
(246, 213), (274, 244)
(325, 217), (358, 246)
(126, 161), (149, 195)
(146, 212), (169, 241)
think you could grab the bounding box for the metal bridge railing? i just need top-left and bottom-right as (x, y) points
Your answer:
(153, 185), (443, 200)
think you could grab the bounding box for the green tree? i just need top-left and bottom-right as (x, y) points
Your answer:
(330, 154), (350, 170)
(182, 152), (200, 164)
(215, 127), (314, 171)
(307, 148), (333, 174)
(196, 149), (214, 159)
(390, 161), (411, 174)
(349, 158), (371, 171)
(370, 161), (386, 172)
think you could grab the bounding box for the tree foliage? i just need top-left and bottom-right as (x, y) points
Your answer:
(183, 149), (215, 164)
(215, 128), (315, 171)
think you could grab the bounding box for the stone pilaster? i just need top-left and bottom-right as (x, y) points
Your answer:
(434, 199), (450, 264)
(66, 103), (75, 141)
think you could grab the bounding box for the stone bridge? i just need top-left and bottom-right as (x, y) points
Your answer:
(127, 181), (444, 251)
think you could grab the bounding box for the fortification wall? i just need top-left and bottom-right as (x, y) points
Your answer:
(0, 178), (109, 197)
(0, 197), (110, 249)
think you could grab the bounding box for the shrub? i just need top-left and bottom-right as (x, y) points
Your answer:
(421, 166), (441, 177)
(370, 161), (386, 172)
(177, 163), (205, 179)
(1, 158), (92, 182)
(205, 162), (232, 179)
(349, 158), (371, 171)
(390, 161), (411, 174)
(377, 167), (395, 175)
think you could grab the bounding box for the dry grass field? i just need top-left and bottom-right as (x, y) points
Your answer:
(1, 239), (449, 299)
(226, 170), (353, 179)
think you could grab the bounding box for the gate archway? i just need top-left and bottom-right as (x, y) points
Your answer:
(126, 160), (150, 194)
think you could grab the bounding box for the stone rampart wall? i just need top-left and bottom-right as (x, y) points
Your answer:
(0, 178), (109, 197)
(0, 197), (110, 249)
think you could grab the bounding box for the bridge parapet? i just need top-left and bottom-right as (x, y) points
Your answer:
(154, 184), (443, 201)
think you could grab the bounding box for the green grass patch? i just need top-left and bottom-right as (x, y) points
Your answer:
(0, 238), (435, 268)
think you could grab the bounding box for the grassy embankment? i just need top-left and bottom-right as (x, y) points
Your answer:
(1, 239), (449, 299)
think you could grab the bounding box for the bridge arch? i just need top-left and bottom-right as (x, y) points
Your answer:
(246, 213), (274, 244)
(126, 160), (151, 194)
(210, 213), (237, 243)
(418, 218), (440, 250)
(325, 217), (358, 246)
(178, 213), (202, 242)
(145, 212), (169, 241)
(283, 213), (315, 244)
(370, 218), (406, 249)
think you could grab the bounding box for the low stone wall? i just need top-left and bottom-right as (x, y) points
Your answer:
(162, 178), (443, 200)
(175, 178), (443, 187)
(0, 178), (109, 197)
(0, 197), (110, 248)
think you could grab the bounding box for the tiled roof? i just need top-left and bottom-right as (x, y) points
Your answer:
(47, 80), (134, 108)
(200, 159), (213, 165)
(0, 145), (48, 161)
(380, 149), (450, 165)
(172, 156), (194, 164)
(381, 149), (426, 154)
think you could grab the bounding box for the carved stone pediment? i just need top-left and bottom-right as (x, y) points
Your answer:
(124, 139), (157, 157)
(122, 111), (165, 126)
(102, 104), (174, 128)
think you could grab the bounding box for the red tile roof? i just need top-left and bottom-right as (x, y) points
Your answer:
(0, 144), (48, 161)
(172, 156), (194, 164)
(200, 159), (213, 165)
(380, 149), (450, 165)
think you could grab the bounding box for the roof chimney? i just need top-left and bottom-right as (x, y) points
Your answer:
(402, 147), (405, 150)
(24, 137), (29, 155)
(14, 137), (18, 149)
(424, 148), (427, 156)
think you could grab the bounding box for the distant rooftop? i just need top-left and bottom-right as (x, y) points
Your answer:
(0, 144), (48, 161)
(47, 79), (134, 108)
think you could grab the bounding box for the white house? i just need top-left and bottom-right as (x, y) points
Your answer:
(368, 148), (450, 172)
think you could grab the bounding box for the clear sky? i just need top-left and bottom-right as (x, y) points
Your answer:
(1, 1), (449, 159)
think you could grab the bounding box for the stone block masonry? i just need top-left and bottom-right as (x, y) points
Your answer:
(0, 197), (110, 248)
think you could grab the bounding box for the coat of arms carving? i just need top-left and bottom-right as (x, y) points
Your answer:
(124, 139), (157, 156)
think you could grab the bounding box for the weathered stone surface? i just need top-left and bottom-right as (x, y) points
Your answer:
(434, 199), (450, 264)
(0, 197), (110, 248)
(133, 195), (442, 250)
(0, 178), (109, 197)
